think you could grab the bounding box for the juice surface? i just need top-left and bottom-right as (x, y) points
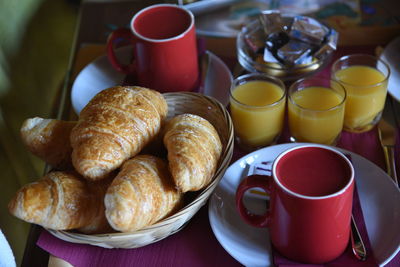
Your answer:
(335, 65), (385, 86)
(232, 81), (283, 106)
(230, 80), (285, 148)
(288, 86), (344, 145)
(334, 65), (387, 131)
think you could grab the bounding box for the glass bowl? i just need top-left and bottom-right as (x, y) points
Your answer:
(237, 15), (334, 82)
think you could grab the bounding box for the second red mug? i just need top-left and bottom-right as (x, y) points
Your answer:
(106, 4), (199, 93)
(236, 144), (355, 264)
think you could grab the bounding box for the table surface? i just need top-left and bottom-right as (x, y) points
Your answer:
(21, 1), (400, 266)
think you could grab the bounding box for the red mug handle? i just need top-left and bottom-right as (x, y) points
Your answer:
(106, 28), (136, 74)
(235, 174), (272, 228)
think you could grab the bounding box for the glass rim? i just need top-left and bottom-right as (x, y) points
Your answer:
(288, 77), (347, 112)
(237, 19), (328, 72)
(230, 73), (286, 109)
(331, 53), (391, 88)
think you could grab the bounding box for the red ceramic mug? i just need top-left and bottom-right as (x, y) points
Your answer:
(236, 144), (355, 264)
(106, 4), (199, 93)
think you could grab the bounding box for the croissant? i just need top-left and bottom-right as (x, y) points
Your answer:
(105, 155), (182, 232)
(163, 114), (222, 192)
(77, 176), (114, 234)
(20, 117), (76, 169)
(8, 171), (97, 230)
(70, 86), (168, 181)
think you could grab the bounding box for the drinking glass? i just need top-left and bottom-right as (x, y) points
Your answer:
(331, 54), (390, 133)
(288, 77), (346, 145)
(230, 73), (286, 151)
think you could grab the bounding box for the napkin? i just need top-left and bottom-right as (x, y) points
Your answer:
(269, 49), (400, 265)
(389, 127), (400, 267)
(272, 152), (375, 267)
(37, 206), (241, 267)
(396, 127), (400, 183)
(271, 127), (399, 267)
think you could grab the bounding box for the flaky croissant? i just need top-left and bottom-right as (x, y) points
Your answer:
(8, 171), (97, 230)
(20, 117), (76, 169)
(105, 155), (182, 232)
(70, 86), (168, 181)
(77, 176), (114, 234)
(163, 114), (222, 192)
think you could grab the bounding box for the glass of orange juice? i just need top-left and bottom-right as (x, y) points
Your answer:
(230, 73), (286, 151)
(288, 77), (346, 145)
(331, 54), (390, 133)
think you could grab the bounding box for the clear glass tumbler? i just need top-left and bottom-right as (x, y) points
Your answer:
(331, 54), (390, 133)
(230, 73), (286, 151)
(288, 77), (346, 145)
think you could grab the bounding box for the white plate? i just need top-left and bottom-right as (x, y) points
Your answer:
(71, 47), (233, 115)
(0, 229), (16, 267)
(194, 0), (269, 38)
(209, 143), (400, 267)
(380, 36), (400, 102)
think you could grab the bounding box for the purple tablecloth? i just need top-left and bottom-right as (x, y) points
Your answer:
(36, 126), (400, 267)
(37, 46), (399, 267)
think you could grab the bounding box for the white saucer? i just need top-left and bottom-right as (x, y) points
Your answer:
(71, 47), (233, 115)
(380, 36), (400, 102)
(209, 143), (400, 267)
(0, 230), (16, 267)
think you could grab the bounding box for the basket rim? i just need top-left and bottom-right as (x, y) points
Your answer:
(49, 92), (234, 242)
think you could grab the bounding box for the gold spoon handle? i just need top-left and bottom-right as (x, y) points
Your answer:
(350, 215), (367, 261)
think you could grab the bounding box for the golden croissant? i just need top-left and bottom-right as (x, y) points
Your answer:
(105, 155), (182, 232)
(77, 176), (114, 234)
(70, 86), (168, 181)
(8, 171), (98, 230)
(20, 117), (76, 169)
(163, 113), (222, 192)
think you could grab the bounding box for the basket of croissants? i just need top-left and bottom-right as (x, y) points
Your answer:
(8, 86), (234, 248)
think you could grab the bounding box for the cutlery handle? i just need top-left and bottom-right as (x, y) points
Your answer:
(383, 146), (399, 186)
(350, 215), (367, 261)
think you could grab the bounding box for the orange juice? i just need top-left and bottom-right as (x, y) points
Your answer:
(334, 65), (387, 132)
(230, 80), (286, 148)
(288, 86), (345, 145)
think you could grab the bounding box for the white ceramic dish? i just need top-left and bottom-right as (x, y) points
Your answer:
(193, 0), (269, 38)
(71, 47), (233, 115)
(0, 230), (16, 267)
(380, 36), (400, 102)
(209, 143), (400, 267)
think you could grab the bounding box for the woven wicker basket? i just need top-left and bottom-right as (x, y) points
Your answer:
(48, 92), (234, 248)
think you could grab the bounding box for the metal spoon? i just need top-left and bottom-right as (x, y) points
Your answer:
(350, 215), (367, 261)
